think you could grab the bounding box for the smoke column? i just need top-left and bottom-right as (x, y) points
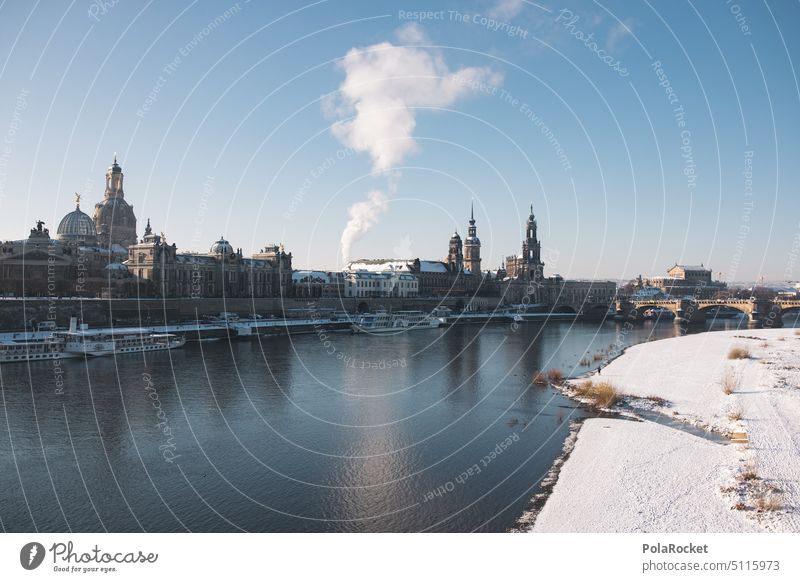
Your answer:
(329, 24), (501, 263)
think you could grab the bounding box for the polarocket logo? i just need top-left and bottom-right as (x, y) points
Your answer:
(20, 542), (46, 570)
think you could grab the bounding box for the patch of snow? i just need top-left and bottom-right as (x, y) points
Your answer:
(530, 328), (800, 532)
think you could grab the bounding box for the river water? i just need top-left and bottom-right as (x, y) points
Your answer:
(0, 316), (780, 532)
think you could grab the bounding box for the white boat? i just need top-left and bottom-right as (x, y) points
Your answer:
(51, 318), (186, 358)
(351, 310), (443, 334)
(0, 337), (77, 363)
(54, 329), (186, 357)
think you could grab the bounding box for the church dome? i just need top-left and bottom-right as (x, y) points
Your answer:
(57, 198), (96, 241)
(210, 237), (233, 254)
(450, 230), (461, 241)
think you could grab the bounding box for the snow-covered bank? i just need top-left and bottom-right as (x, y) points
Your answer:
(531, 328), (800, 533)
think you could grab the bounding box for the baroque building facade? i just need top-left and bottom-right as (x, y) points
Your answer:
(0, 156), (293, 299)
(0, 193), (130, 297)
(463, 203), (481, 274)
(344, 207), (486, 298)
(505, 205), (544, 282)
(124, 221), (293, 298)
(93, 157), (138, 250)
(502, 203), (616, 311)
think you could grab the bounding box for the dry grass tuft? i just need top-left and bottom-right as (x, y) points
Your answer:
(579, 357), (591, 366)
(778, 336), (786, 342)
(532, 371), (547, 385)
(754, 492), (783, 512)
(575, 380), (619, 408)
(546, 368), (564, 384)
(721, 368), (738, 395)
(795, 329), (800, 336)
(728, 346), (751, 360)
(727, 407), (743, 421)
(740, 461), (758, 482)
(592, 352), (604, 362)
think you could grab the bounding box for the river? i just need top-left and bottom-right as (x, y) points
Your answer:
(0, 316), (783, 532)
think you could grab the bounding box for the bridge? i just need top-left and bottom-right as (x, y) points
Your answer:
(614, 298), (800, 327)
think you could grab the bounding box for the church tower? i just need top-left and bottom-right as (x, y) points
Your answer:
(463, 202), (481, 274)
(522, 204), (544, 281)
(446, 230), (464, 272)
(93, 155), (137, 249)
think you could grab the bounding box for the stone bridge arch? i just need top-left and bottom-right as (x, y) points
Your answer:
(776, 300), (800, 319)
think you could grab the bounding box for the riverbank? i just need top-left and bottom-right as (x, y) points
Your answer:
(529, 328), (800, 533)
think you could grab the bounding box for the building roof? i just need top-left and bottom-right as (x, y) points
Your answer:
(176, 254), (217, 265)
(57, 205), (96, 240)
(419, 260), (448, 273)
(670, 263), (709, 271)
(210, 237), (233, 255)
(105, 262), (128, 271)
(293, 270), (332, 283)
(346, 259), (414, 273)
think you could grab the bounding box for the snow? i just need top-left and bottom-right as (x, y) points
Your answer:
(531, 328), (800, 533)
(346, 260), (414, 273)
(532, 419), (757, 532)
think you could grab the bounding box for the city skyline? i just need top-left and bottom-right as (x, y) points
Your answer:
(1, 1), (798, 281)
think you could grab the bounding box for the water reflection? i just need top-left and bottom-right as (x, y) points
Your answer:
(0, 316), (793, 532)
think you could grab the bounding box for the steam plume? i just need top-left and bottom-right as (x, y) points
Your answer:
(331, 24), (500, 262)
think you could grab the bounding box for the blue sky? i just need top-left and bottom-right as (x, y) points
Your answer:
(0, 0), (797, 282)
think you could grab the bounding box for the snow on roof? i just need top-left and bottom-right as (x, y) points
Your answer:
(346, 259), (414, 273)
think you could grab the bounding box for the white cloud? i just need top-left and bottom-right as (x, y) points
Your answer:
(489, 0), (525, 20)
(606, 18), (635, 51)
(489, 0), (524, 19)
(331, 40), (499, 172)
(395, 22), (428, 45)
(328, 30), (501, 262)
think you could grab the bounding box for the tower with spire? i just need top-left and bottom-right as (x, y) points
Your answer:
(506, 203), (545, 281)
(464, 202), (482, 275)
(522, 204), (542, 275)
(93, 154), (138, 249)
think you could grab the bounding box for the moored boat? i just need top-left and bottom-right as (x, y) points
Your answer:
(351, 310), (443, 334)
(52, 318), (186, 358)
(0, 337), (76, 363)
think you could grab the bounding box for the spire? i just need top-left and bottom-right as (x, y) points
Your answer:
(470, 201), (474, 221)
(114, 152), (117, 165)
(144, 218), (152, 236)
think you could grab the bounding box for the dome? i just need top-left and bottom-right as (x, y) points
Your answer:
(105, 262), (128, 271)
(450, 230), (461, 241)
(108, 155), (122, 174)
(57, 205), (96, 241)
(210, 237), (233, 254)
